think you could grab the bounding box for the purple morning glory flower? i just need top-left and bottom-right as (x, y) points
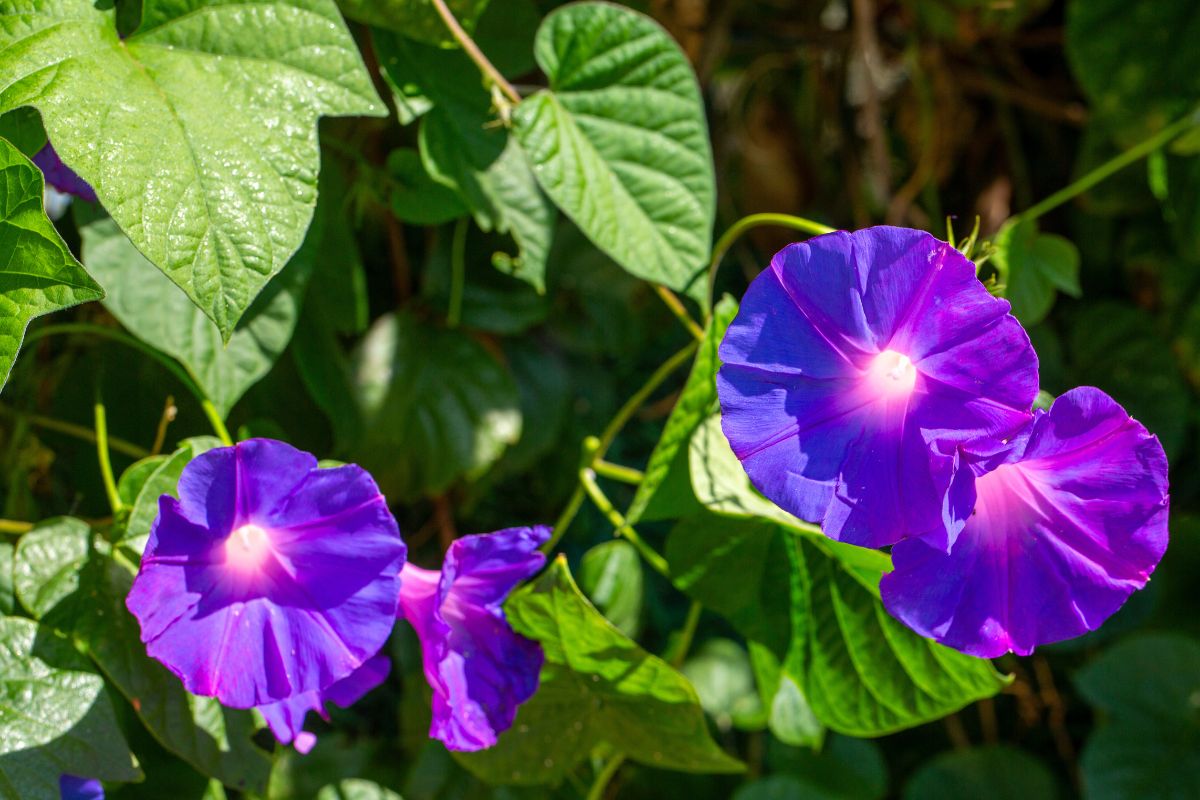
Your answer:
(126, 439), (406, 708)
(717, 226), (1038, 549)
(398, 526), (548, 752)
(60, 776), (103, 800)
(880, 387), (1169, 657)
(258, 654), (391, 754)
(32, 143), (97, 203)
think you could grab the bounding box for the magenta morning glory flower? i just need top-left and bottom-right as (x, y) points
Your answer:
(880, 387), (1169, 657)
(126, 439), (406, 708)
(258, 654), (391, 754)
(399, 525), (549, 752)
(717, 226), (1038, 549)
(32, 143), (97, 203)
(60, 776), (103, 800)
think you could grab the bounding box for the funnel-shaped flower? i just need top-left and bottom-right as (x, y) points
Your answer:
(399, 526), (548, 751)
(717, 226), (1038, 548)
(127, 439), (406, 708)
(33, 144), (96, 203)
(60, 776), (103, 800)
(258, 654), (391, 754)
(881, 387), (1169, 657)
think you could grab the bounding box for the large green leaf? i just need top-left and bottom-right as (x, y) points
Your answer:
(786, 534), (1007, 737)
(1066, 0), (1200, 144)
(0, 138), (103, 391)
(339, 0), (490, 47)
(0, 615), (140, 794)
(903, 746), (1057, 800)
(458, 557), (743, 785)
(79, 213), (315, 417)
(668, 515), (1005, 738)
(514, 2), (716, 305)
(374, 30), (554, 291)
(0, 0), (385, 337)
(10, 512), (273, 792)
(76, 553), (274, 793)
(350, 312), (521, 501)
(667, 514), (795, 658)
(992, 218), (1081, 326)
(13, 517), (90, 622)
(1075, 634), (1200, 800)
(628, 295), (737, 523)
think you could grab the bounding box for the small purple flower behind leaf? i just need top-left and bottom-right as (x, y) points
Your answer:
(33, 143), (97, 203)
(399, 526), (549, 752)
(881, 387), (1169, 657)
(60, 775), (103, 800)
(126, 439), (406, 709)
(717, 226), (1039, 550)
(258, 654), (391, 754)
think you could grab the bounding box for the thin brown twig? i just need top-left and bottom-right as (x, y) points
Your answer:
(430, 0), (521, 105)
(851, 0), (891, 205)
(978, 697), (999, 745)
(433, 494), (458, 553)
(1033, 656), (1078, 786)
(386, 215), (412, 304)
(942, 713), (970, 750)
(150, 395), (177, 457)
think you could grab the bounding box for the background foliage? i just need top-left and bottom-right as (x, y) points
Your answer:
(0, 0), (1196, 798)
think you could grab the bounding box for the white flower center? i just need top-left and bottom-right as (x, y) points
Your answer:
(224, 523), (272, 572)
(866, 349), (917, 396)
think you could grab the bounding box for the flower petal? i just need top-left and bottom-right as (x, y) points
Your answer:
(718, 226), (1038, 547)
(881, 387), (1169, 657)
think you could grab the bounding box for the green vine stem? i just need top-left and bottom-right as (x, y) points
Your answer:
(585, 753), (627, 800)
(579, 468), (670, 578)
(25, 323), (233, 447)
(430, 0), (521, 106)
(707, 213), (835, 307)
(542, 339), (699, 553)
(0, 519), (33, 535)
(1013, 108), (1200, 224)
(94, 395), (124, 515)
(591, 459), (645, 485)
(652, 284), (705, 341)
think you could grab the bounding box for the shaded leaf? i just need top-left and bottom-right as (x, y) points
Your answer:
(1070, 302), (1189, 460)
(514, 2), (716, 305)
(579, 540), (643, 638)
(375, 30), (554, 291)
(1073, 635), (1200, 796)
(903, 746), (1057, 800)
(1066, 0), (1200, 144)
(79, 213), (315, 417)
(388, 148), (468, 225)
(682, 639), (763, 731)
(339, 0), (490, 48)
(458, 557), (743, 784)
(0, 0), (385, 336)
(350, 312), (521, 501)
(993, 218), (1081, 326)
